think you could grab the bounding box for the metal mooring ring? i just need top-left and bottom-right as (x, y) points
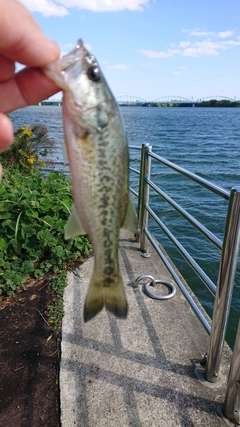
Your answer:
(134, 274), (176, 300)
(134, 274), (157, 288)
(144, 279), (176, 300)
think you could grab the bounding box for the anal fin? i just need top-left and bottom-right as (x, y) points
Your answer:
(65, 204), (86, 239)
(122, 193), (137, 234)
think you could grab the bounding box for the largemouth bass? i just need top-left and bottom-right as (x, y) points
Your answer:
(43, 40), (137, 322)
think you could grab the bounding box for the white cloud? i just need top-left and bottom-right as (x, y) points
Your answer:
(108, 64), (128, 69)
(140, 31), (240, 60)
(19, 0), (150, 15)
(182, 40), (240, 57)
(84, 43), (92, 51)
(19, 0), (68, 16)
(189, 30), (214, 37)
(63, 43), (75, 49)
(183, 41), (220, 57)
(173, 66), (187, 75)
(182, 28), (234, 39)
(60, 0), (149, 11)
(217, 30), (234, 38)
(139, 48), (180, 58)
(179, 41), (191, 48)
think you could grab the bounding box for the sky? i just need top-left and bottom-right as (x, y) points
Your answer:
(19, 0), (240, 102)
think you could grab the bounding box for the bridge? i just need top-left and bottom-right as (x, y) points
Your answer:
(116, 96), (147, 105)
(39, 95), (239, 107)
(151, 95), (193, 104)
(116, 95), (239, 105)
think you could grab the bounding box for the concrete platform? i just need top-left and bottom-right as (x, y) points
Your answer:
(60, 230), (232, 426)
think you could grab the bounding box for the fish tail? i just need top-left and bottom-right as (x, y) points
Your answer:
(84, 271), (128, 322)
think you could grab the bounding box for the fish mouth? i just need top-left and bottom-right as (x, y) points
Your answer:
(60, 39), (85, 81)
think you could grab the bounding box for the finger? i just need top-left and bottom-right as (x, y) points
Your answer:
(0, 113), (13, 152)
(0, 67), (60, 114)
(0, 54), (15, 81)
(0, 0), (60, 66)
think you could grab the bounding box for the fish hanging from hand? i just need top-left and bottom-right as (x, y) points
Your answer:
(42, 40), (137, 322)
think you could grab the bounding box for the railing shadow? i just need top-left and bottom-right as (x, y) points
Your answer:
(60, 237), (226, 426)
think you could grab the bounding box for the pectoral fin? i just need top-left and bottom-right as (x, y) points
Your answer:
(122, 194), (137, 234)
(65, 204), (86, 239)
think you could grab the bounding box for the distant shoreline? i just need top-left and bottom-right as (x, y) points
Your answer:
(37, 100), (240, 108)
(122, 100), (240, 108)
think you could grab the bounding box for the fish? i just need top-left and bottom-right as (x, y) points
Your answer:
(42, 40), (137, 322)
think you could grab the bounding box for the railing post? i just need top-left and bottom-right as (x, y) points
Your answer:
(138, 144), (152, 253)
(223, 317), (240, 425)
(205, 186), (240, 382)
(137, 144), (146, 232)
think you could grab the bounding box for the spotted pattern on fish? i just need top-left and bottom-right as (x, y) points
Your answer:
(42, 39), (136, 321)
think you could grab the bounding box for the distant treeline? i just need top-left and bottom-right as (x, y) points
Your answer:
(194, 100), (240, 107)
(38, 101), (62, 106)
(120, 100), (240, 108)
(38, 100), (240, 108)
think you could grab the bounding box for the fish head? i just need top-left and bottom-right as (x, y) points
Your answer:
(43, 40), (114, 133)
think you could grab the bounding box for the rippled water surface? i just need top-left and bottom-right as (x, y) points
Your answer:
(10, 105), (240, 347)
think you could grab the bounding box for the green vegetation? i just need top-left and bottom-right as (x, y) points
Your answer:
(196, 99), (240, 108)
(1, 123), (54, 171)
(0, 124), (91, 329)
(122, 100), (240, 108)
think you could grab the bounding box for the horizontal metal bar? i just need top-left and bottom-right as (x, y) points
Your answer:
(129, 145), (142, 150)
(148, 151), (230, 200)
(146, 205), (217, 295)
(129, 187), (138, 198)
(144, 228), (211, 334)
(146, 178), (223, 251)
(129, 166), (140, 175)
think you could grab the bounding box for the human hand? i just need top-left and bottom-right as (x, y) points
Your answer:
(0, 0), (60, 177)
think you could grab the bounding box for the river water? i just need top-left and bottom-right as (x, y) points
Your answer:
(9, 105), (240, 348)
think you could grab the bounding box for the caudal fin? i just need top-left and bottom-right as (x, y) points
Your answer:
(83, 271), (128, 322)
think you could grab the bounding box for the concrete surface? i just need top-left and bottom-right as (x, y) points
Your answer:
(60, 230), (232, 426)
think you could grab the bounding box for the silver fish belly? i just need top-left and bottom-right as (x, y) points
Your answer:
(43, 40), (136, 321)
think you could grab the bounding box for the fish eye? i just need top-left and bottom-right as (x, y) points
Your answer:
(87, 66), (101, 82)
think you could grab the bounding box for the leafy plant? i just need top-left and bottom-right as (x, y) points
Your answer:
(0, 168), (91, 289)
(0, 123), (54, 171)
(0, 125), (92, 329)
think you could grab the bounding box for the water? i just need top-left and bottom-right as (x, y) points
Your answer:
(9, 105), (240, 348)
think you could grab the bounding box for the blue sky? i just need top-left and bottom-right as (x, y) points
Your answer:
(20, 0), (240, 101)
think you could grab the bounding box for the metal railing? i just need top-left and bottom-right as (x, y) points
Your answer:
(129, 143), (240, 425)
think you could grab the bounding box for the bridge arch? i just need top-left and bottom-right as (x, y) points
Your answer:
(116, 96), (148, 105)
(151, 95), (192, 103)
